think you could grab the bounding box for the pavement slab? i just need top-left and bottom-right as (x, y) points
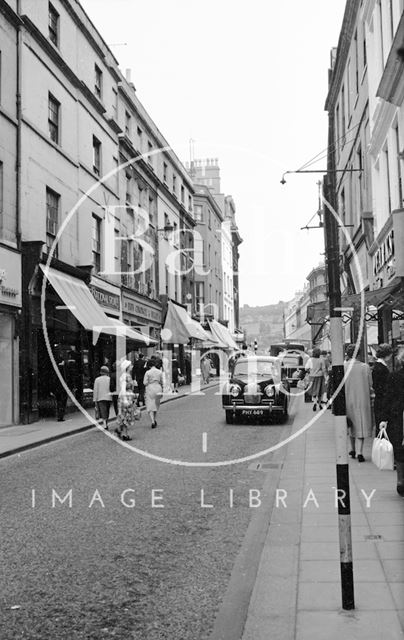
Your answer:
(240, 395), (404, 640)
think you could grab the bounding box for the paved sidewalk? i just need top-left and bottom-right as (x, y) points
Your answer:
(0, 379), (218, 459)
(242, 394), (404, 640)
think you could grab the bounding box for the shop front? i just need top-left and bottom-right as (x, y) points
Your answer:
(89, 276), (121, 372)
(0, 246), (21, 427)
(370, 212), (404, 350)
(19, 242), (153, 423)
(122, 288), (162, 356)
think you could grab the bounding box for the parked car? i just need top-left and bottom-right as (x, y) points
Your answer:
(278, 349), (309, 387)
(222, 356), (289, 424)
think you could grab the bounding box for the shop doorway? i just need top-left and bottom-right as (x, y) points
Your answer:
(0, 313), (14, 426)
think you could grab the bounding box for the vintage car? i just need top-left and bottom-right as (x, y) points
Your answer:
(222, 356), (289, 424)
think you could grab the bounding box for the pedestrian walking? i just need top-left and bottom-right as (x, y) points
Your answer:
(53, 355), (69, 422)
(172, 357), (181, 393)
(115, 360), (137, 441)
(201, 355), (211, 385)
(132, 352), (146, 406)
(93, 366), (112, 430)
(344, 344), (374, 462)
(379, 348), (404, 497)
(143, 358), (164, 428)
(320, 350), (332, 408)
(109, 362), (118, 417)
(184, 353), (192, 385)
(305, 347), (326, 411)
(372, 343), (393, 432)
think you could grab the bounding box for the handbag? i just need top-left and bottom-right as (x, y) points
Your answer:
(371, 426), (394, 471)
(297, 374), (309, 391)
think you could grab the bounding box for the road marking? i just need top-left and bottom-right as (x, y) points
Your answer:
(202, 432), (207, 453)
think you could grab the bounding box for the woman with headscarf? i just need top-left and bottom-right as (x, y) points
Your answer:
(115, 359), (137, 441)
(143, 358), (164, 428)
(379, 349), (404, 497)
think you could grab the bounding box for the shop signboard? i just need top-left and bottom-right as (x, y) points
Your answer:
(392, 209), (404, 277)
(372, 226), (396, 289)
(122, 294), (161, 326)
(89, 284), (120, 313)
(0, 247), (21, 308)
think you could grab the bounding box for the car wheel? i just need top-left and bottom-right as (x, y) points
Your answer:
(225, 410), (235, 424)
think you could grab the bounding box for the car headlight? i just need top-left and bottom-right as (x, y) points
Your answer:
(230, 384), (241, 397)
(264, 385), (275, 397)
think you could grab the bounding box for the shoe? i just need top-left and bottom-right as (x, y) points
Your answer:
(349, 450), (356, 459)
(151, 422), (156, 429)
(313, 403), (317, 412)
(121, 434), (132, 441)
(396, 462), (404, 497)
(357, 454), (365, 463)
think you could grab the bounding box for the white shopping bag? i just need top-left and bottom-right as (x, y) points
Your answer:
(371, 426), (394, 471)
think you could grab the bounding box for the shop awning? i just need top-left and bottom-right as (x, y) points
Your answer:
(208, 319), (238, 350)
(161, 300), (211, 344)
(107, 318), (157, 345)
(199, 329), (227, 349)
(41, 266), (155, 345)
(306, 282), (403, 325)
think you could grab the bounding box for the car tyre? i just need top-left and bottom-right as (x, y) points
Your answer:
(225, 410), (235, 424)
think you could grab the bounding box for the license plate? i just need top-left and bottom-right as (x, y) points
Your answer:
(241, 409), (264, 416)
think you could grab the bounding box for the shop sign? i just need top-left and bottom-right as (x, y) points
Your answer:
(123, 295), (161, 324)
(0, 248), (21, 307)
(90, 284), (120, 311)
(392, 209), (404, 277)
(373, 229), (395, 279)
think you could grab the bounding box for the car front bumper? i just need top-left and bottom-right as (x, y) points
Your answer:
(223, 403), (285, 414)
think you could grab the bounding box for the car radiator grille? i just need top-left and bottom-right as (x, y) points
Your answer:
(244, 394), (261, 405)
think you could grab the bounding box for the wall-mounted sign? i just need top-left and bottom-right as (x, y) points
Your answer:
(122, 295), (161, 325)
(372, 228), (396, 289)
(392, 209), (404, 277)
(90, 284), (120, 311)
(373, 229), (394, 277)
(0, 248), (21, 308)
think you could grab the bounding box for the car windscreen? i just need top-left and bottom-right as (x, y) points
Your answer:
(233, 360), (279, 377)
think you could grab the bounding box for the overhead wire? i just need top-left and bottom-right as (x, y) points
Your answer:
(297, 121), (361, 171)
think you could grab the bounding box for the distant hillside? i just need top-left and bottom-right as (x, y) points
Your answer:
(239, 302), (286, 351)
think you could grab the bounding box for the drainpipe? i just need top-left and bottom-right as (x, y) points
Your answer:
(16, 0), (22, 249)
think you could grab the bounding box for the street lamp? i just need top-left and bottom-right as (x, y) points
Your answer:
(156, 222), (174, 241)
(280, 168), (362, 185)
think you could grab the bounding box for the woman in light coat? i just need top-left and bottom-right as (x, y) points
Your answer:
(344, 344), (374, 462)
(144, 358), (164, 428)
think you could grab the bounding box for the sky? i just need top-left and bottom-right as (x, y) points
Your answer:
(80, 0), (346, 307)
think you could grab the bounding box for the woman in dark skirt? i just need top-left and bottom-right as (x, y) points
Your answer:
(305, 347), (326, 411)
(372, 344), (393, 432)
(379, 349), (404, 497)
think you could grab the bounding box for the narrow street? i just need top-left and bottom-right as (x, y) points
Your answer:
(0, 388), (297, 640)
